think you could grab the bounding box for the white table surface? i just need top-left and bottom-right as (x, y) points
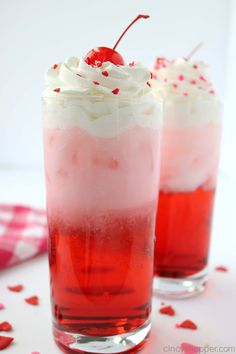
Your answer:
(0, 167), (235, 354)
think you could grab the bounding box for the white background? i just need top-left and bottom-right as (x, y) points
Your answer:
(0, 1), (236, 353)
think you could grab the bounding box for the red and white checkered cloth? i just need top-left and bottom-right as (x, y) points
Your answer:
(0, 204), (48, 270)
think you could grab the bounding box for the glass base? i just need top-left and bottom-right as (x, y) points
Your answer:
(153, 269), (208, 299)
(53, 318), (151, 354)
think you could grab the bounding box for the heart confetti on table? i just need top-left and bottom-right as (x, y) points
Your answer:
(215, 265), (228, 272)
(0, 335), (14, 350)
(7, 284), (24, 292)
(0, 322), (12, 332)
(25, 295), (39, 306)
(176, 319), (198, 330)
(159, 305), (175, 316)
(181, 342), (200, 354)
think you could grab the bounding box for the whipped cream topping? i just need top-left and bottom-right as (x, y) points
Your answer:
(42, 56), (162, 136)
(44, 56), (152, 98)
(151, 57), (217, 98)
(151, 57), (222, 127)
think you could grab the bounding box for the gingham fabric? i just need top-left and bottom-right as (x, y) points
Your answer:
(0, 204), (48, 270)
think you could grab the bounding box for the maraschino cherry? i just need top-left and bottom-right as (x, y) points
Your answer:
(85, 14), (150, 66)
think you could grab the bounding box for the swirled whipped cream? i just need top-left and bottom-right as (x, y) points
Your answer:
(44, 56), (151, 98)
(151, 58), (222, 127)
(43, 56), (162, 136)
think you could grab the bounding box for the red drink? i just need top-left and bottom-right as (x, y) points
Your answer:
(49, 205), (155, 338)
(155, 188), (215, 278)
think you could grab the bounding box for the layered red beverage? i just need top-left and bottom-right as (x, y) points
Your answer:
(152, 58), (222, 297)
(42, 18), (162, 352)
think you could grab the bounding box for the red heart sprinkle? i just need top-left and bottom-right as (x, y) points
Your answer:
(215, 265), (228, 272)
(181, 342), (200, 354)
(177, 319), (198, 330)
(25, 296), (39, 306)
(53, 64), (58, 70)
(183, 92), (189, 97)
(159, 305), (175, 316)
(0, 336), (14, 350)
(178, 74), (185, 81)
(8, 284), (23, 292)
(172, 83), (178, 89)
(0, 322), (12, 332)
(54, 88), (61, 93)
(191, 80), (197, 85)
(102, 71), (109, 77)
(199, 75), (206, 81)
(95, 61), (102, 67)
(112, 88), (120, 95)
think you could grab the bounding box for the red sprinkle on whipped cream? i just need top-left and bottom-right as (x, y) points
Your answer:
(112, 88), (120, 95)
(102, 71), (109, 77)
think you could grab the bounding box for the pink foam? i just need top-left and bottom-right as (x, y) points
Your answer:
(44, 126), (161, 222)
(160, 121), (221, 192)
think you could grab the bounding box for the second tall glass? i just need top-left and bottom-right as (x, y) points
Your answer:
(152, 58), (222, 298)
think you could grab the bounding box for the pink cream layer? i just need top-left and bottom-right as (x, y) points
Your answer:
(160, 121), (222, 192)
(44, 125), (161, 223)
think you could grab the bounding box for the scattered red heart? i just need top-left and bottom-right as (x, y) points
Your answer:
(25, 296), (39, 306)
(177, 319), (198, 330)
(215, 266), (228, 272)
(181, 342), (200, 354)
(7, 284), (23, 292)
(159, 305), (175, 316)
(0, 335), (14, 350)
(0, 322), (12, 332)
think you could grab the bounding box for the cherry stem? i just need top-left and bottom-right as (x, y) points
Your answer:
(113, 14), (150, 51)
(185, 42), (204, 61)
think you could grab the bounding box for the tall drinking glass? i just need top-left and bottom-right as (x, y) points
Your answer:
(152, 58), (222, 298)
(42, 87), (162, 352)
